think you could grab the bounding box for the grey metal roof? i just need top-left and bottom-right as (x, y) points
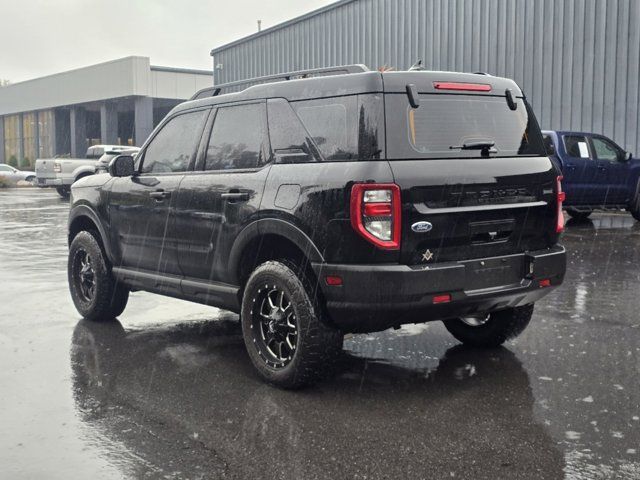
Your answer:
(210, 0), (356, 55)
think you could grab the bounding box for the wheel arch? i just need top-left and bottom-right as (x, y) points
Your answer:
(68, 206), (113, 263)
(229, 218), (324, 287)
(73, 168), (95, 183)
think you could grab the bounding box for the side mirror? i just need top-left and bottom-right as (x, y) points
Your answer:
(109, 155), (135, 177)
(623, 151), (632, 162)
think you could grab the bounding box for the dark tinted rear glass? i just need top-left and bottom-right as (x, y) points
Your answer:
(205, 103), (267, 170)
(292, 97), (358, 161)
(289, 95), (384, 162)
(386, 94), (545, 159)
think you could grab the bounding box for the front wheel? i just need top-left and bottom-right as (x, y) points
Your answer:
(56, 186), (70, 199)
(68, 231), (129, 321)
(241, 260), (343, 389)
(443, 304), (534, 348)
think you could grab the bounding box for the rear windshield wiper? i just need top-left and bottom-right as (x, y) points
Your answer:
(449, 141), (497, 156)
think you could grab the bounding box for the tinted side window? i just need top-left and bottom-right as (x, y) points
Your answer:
(205, 103), (267, 170)
(267, 98), (320, 163)
(292, 97), (358, 161)
(563, 135), (591, 159)
(141, 110), (208, 174)
(592, 137), (620, 161)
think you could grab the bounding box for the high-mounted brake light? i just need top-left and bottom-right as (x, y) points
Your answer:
(556, 175), (566, 233)
(433, 81), (492, 92)
(350, 183), (401, 250)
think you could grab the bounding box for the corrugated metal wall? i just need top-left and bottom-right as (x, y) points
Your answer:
(212, 0), (640, 154)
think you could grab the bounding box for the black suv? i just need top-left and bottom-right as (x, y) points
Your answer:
(67, 65), (566, 388)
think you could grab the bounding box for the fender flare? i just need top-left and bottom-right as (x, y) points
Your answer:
(72, 166), (96, 183)
(68, 205), (114, 262)
(228, 218), (324, 284)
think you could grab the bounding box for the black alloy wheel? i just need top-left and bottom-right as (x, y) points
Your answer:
(73, 249), (96, 303)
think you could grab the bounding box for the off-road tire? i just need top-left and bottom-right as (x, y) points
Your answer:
(566, 208), (592, 220)
(56, 186), (70, 199)
(444, 304), (534, 348)
(628, 180), (640, 221)
(68, 231), (129, 321)
(241, 260), (343, 389)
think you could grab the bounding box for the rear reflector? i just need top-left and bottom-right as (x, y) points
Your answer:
(363, 203), (392, 216)
(433, 81), (492, 92)
(325, 275), (343, 286)
(539, 279), (551, 288)
(432, 294), (452, 304)
(556, 176), (565, 233)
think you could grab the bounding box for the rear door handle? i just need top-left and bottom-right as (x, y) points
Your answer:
(149, 190), (171, 200)
(221, 191), (250, 202)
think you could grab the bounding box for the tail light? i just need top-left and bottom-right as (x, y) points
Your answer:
(350, 183), (401, 250)
(53, 161), (61, 173)
(556, 175), (566, 233)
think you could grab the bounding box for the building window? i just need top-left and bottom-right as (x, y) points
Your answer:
(22, 112), (37, 168)
(3, 115), (21, 167)
(38, 110), (53, 158)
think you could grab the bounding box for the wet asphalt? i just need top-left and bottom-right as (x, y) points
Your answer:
(0, 188), (639, 480)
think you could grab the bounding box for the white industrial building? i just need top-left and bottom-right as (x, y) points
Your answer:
(0, 56), (212, 166)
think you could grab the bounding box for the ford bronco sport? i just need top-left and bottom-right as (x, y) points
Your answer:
(67, 65), (566, 388)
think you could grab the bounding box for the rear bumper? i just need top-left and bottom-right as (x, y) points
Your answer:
(312, 245), (566, 333)
(36, 177), (62, 187)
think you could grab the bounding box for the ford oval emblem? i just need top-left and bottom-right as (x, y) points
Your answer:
(411, 221), (433, 233)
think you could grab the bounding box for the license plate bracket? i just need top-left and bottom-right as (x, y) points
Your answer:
(463, 255), (524, 291)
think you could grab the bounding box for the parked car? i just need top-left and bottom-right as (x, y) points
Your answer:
(94, 147), (140, 173)
(0, 163), (36, 185)
(36, 145), (130, 198)
(542, 130), (640, 220)
(67, 65), (566, 388)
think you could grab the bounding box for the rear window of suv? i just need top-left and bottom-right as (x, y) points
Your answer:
(386, 94), (546, 159)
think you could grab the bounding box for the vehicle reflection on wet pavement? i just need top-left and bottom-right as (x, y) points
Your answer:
(1, 189), (638, 479)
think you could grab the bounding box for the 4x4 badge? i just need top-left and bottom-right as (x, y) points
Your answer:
(412, 221), (433, 233)
(422, 249), (434, 262)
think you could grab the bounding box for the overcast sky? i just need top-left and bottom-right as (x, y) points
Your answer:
(0, 0), (335, 83)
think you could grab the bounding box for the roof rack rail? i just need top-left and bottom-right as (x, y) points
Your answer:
(190, 64), (370, 100)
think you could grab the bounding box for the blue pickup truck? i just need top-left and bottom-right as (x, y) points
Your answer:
(542, 130), (640, 220)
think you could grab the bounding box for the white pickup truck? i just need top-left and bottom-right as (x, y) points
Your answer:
(35, 145), (130, 198)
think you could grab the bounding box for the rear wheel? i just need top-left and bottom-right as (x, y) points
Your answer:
(566, 208), (592, 220)
(443, 304), (534, 348)
(241, 260), (343, 389)
(68, 231), (129, 321)
(56, 186), (70, 198)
